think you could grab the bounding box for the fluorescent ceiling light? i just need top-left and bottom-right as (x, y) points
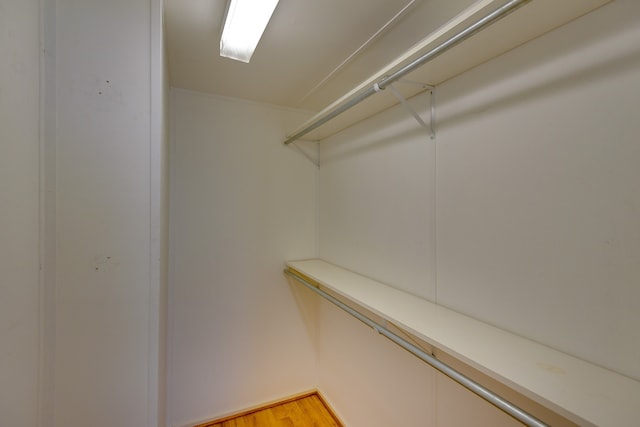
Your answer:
(220, 0), (280, 63)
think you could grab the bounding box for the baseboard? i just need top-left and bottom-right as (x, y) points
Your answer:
(187, 389), (325, 427)
(315, 389), (347, 427)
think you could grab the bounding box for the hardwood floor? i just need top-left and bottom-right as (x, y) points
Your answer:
(196, 392), (344, 427)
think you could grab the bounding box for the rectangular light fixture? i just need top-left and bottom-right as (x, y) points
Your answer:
(220, 0), (280, 63)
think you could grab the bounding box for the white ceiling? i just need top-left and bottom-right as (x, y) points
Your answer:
(164, 0), (476, 112)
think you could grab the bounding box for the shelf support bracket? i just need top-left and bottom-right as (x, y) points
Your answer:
(289, 141), (320, 168)
(388, 82), (436, 140)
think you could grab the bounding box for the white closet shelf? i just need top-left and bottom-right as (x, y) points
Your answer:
(286, 259), (640, 427)
(285, 0), (611, 144)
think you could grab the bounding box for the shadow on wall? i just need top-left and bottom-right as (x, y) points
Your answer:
(320, 95), (433, 165)
(437, 6), (640, 130)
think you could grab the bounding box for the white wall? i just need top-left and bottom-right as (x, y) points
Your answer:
(317, 0), (640, 425)
(435, 0), (640, 381)
(317, 91), (522, 427)
(319, 100), (436, 300)
(0, 1), (41, 426)
(44, 0), (168, 426)
(168, 89), (319, 426)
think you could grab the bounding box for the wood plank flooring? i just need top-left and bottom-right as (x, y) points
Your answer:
(196, 392), (343, 427)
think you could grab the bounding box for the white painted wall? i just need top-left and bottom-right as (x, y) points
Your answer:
(319, 100), (436, 300)
(435, 0), (640, 382)
(318, 88), (520, 427)
(317, 0), (640, 425)
(44, 0), (168, 426)
(0, 1), (40, 426)
(168, 89), (319, 426)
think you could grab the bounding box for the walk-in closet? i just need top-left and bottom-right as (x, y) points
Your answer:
(2, 0), (639, 426)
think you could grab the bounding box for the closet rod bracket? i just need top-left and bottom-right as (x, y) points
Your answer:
(388, 82), (436, 140)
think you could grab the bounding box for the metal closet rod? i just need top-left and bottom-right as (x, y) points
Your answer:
(284, 268), (549, 427)
(283, 0), (531, 146)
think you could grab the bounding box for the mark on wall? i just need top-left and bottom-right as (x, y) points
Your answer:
(95, 79), (121, 104)
(93, 255), (120, 273)
(76, 77), (124, 111)
(97, 80), (110, 95)
(536, 362), (566, 375)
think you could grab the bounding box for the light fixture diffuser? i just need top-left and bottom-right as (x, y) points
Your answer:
(220, 0), (280, 63)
